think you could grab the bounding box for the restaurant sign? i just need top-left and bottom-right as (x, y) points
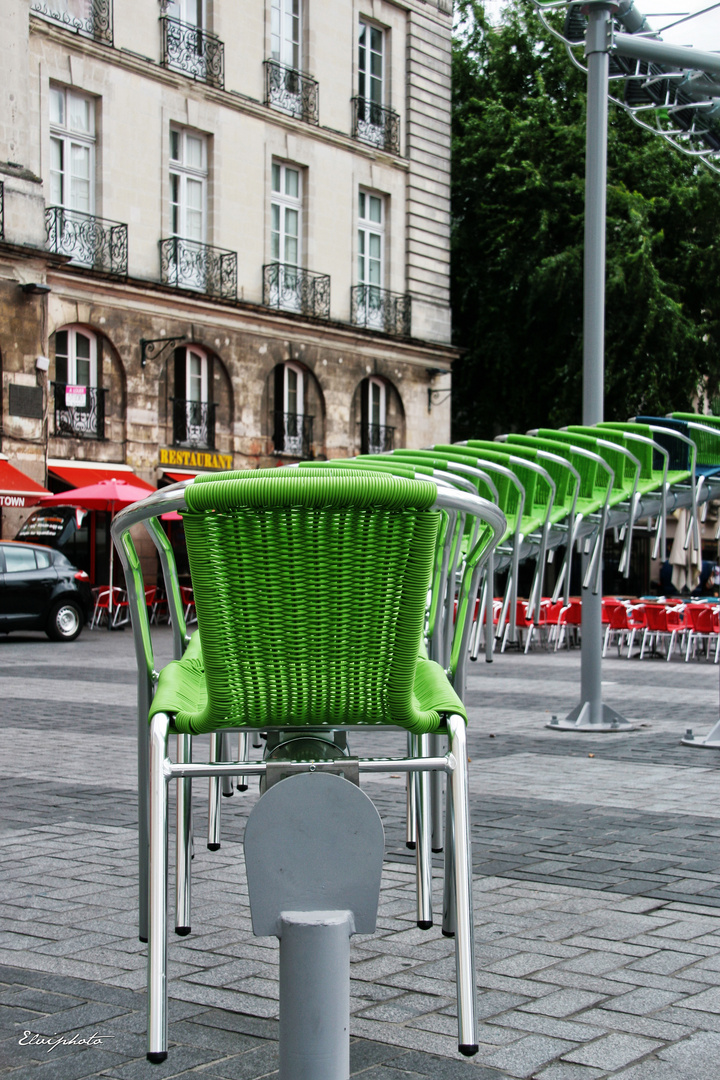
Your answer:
(159, 448), (233, 471)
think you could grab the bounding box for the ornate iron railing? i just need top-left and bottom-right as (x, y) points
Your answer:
(350, 285), (412, 337)
(264, 60), (319, 124)
(161, 16), (224, 89)
(160, 238), (237, 299)
(172, 398), (216, 450)
(351, 97), (400, 154)
(273, 412), (314, 458)
(263, 263), (331, 320)
(45, 207), (128, 274)
(359, 423), (395, 456)
(52, 382), (106, 439)
(0, 182), (4, 241)
(30, 0), (113, 45)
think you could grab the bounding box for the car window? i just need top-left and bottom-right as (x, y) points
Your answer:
(3, 547), (40, 573)
(35, 549), (52, 569)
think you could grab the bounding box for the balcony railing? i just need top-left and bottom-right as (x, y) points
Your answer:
(45, 207), (128, 274)
(161, 17), (224, 89)
(52, 382), (106, 440)
(351, 98), (400, 154)
(273, 412), (314, 459)
(172, 398), (216, 450)
(350, 285), (412, 337)
(263, 263), (331, 320)
(160, 238), (237, 299)
(30, 0), (113, 45)
(264, 60), (319, 124)
(0, 182), (4, 241)
(359, 423), (395, 456)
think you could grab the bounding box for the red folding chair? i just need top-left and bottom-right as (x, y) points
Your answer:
(639, 603), (681, 661)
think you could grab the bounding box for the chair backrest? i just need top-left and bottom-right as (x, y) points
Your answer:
(171, 471), (446, 734)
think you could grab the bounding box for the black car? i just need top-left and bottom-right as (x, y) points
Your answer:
(0, 541), (93, 642)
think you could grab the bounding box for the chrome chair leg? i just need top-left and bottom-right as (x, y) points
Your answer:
(237, 732), (249, 791)
(447, 714), (478, 1056)
(441, 770), (456, 938)
(175, 734), (192, 936)
(221, 732), (234, 798)
(415, 733), (433, 929)
(148, 712), (170, 1063)
(208, 733), (221, 851)
(406, 732), (416, 849)
(430, 733), (444, 853)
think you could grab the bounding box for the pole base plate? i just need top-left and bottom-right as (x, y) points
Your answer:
(547, 702), (637, 732)
(681, 719), (720, 749)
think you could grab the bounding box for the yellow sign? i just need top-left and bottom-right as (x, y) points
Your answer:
(159, 448), (233, 471)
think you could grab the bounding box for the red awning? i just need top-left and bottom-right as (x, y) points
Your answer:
(48, 461), (155, 491)
(0, 456), (50, 509)
(163, 470), (198, 483)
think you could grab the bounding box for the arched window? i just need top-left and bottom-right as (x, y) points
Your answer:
(174, 345), (215, 449)
(360, 376), (391, 454)
(54, 326), (97, 387)
(273, 361), (312, 457)
(52, 326), (103, 439)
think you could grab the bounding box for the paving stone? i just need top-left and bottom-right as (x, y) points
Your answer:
(562, 1033), (664, 1070)
(481, 1035), (577, 1077)
(534, 1065), (605, 1080)
(517, 989), (607, 1018)
(599, 987), (683, 1015)
(657, 1030), (720, 1072)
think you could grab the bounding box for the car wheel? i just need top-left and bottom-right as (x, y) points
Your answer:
(46, 600), (83, 642)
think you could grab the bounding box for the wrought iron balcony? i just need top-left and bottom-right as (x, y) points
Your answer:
(160, 238), (237, 299)
(30, 0), (113, 45)
(0, 182), (4, 242)
(351, 97), (400, 154)
(52, 382), (106, 440)
(273, 412), (314, 459)
(264, 60), (319, 124)
(45, 207), (128, 275)
(172, 398), (217, 450)
(350, 285), (412, 337)
(161, 17), (224, 89)
(359, 423), (395, 456)
(263, 263), (331, 320)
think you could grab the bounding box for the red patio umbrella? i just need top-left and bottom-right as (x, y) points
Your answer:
(39, 478), (155, 619)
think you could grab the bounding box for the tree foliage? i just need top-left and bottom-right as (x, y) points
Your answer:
(451, 0), (720, 439)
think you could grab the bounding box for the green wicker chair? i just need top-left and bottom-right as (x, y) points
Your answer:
(113, 470), (504, 1063)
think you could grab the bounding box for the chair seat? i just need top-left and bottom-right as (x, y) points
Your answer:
(150, 629), (467, 735)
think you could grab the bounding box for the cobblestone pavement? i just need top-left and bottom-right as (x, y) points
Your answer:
(1, 625), (720, 1078)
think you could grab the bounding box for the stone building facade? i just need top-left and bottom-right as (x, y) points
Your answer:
(0, 0), (457, 540)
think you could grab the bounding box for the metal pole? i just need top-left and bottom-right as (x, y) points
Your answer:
(553, 3), (633, 731)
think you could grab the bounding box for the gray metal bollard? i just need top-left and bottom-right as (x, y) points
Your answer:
(244, 771), (385, 1080)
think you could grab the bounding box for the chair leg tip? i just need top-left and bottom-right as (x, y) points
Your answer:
(441, 929), (455, 938)
(139, 935), (148, 944)
(221, 791), (234, 798)
(175, 926), (191, 936)
(147, 1052), (168, 1064)
(432, 847), (443, 854)
(237, 784), (249, 791)
(417, 919), (433, 930)
(459, 1044), (479, 1057)
(405, 841), (416, 850)
(207, 843), (221, 851)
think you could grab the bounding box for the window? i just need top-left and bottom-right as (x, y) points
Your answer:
(359, 376), (393, 454)
(274, 362), (312, 456)
(49, 86), (95, 215)
(174, 345), (215, 449)
(358, 21), (384, 107)
(170, 128), (207, 243)
(167, 0), (204, 27)
(271, 0), (301, 69)
(269, 161), (303, 310)
(54, 327), (97, 387)
(357, 190), (386, 329)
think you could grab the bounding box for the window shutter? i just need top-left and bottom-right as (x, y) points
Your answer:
(273, 364), (285, 450)
(174, 347), (186, 444)
(360, 377), (369, 454)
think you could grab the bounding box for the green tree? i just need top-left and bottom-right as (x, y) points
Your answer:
(451, 0), (720, 439)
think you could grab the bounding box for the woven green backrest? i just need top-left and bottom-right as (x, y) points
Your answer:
(566, 427), (632, 495)
(597, 422), (658, 479)
(462, 439), (565, 510)
(668, 415), (720, 466)
(434, 444), (541, 523)
(536, 430), (611, 500)
(382, 449), (519, 523)
(512, 434), (598, 501)
(671, 413), (720, 427)
(175, 472), (442, 734)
